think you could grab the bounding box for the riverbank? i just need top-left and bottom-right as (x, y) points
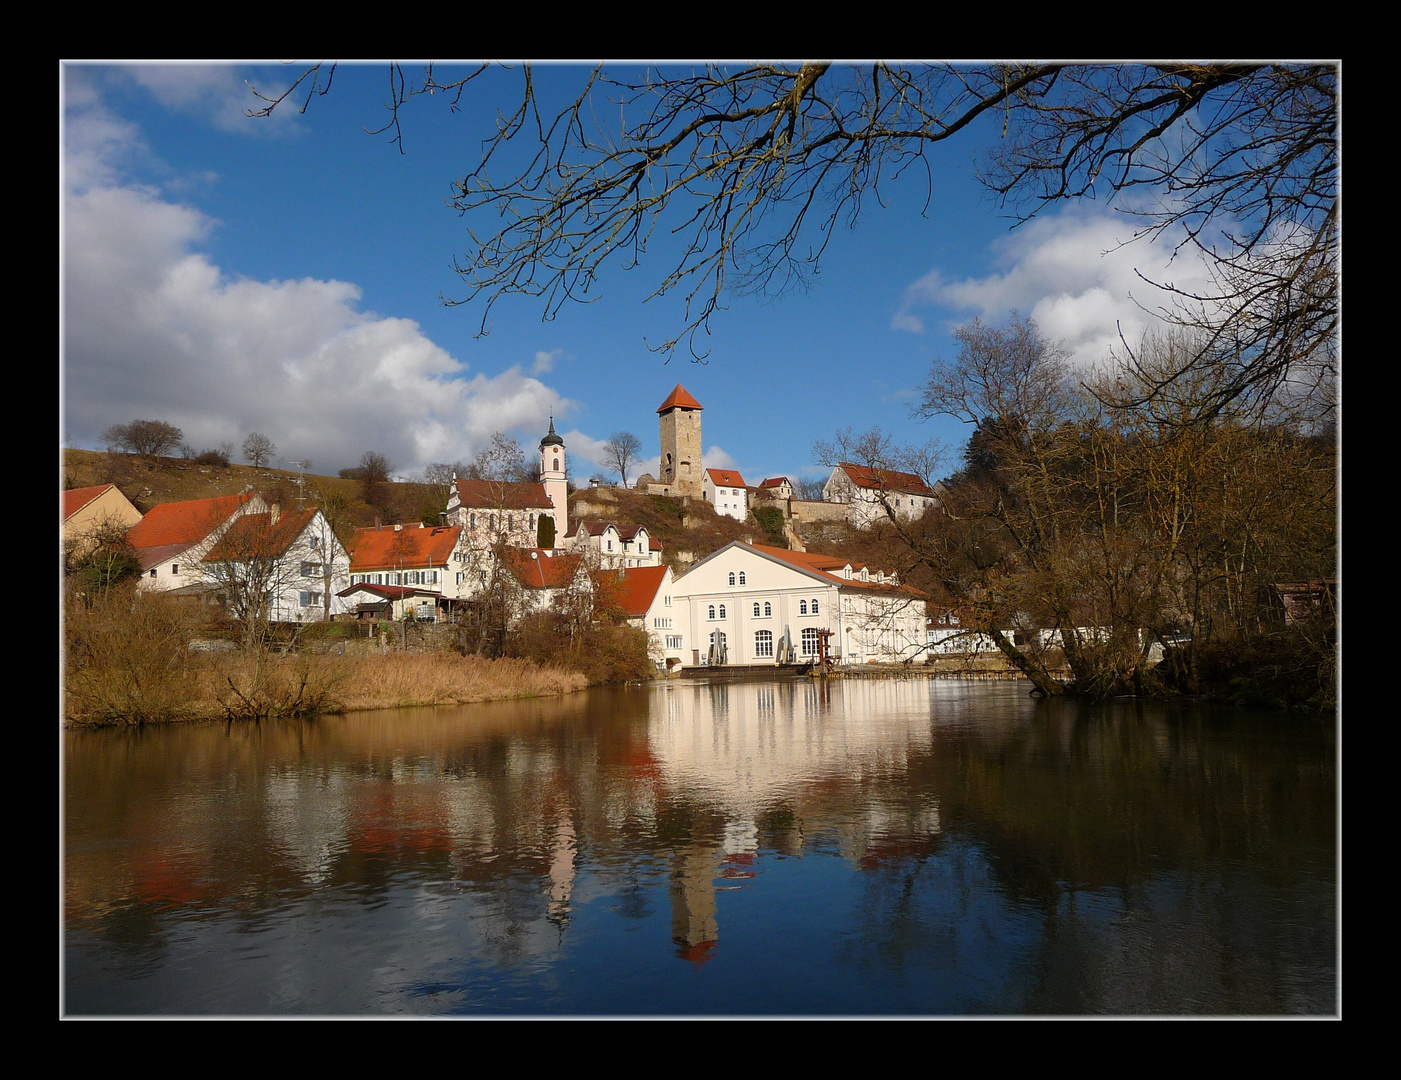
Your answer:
(62, 650), (587, 727)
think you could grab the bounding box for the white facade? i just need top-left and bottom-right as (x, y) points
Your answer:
(823, 465), (940, 529)
(703, 469), (749, 522)
(669, 542), (926, 668)
(567, 522), (662, 569)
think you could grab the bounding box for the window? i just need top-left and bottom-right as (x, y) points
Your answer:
(801, 627), (821, 656)
(811, 598), (820, 615)
(753, 603), (761, 618)
(728, 572), (736, 586)
(799, 600), (808, 615)
(149, 568), (157, 578)
(172, 564), (179, 575)
(719, 604), (726, 619)
(738, 572), (746, 585)
(666, 635), (683, 650)
(665, 595), (672, 607)
(470, 513), (476, 528)
(754, 630), (773, 658)
(764, 602), (772, 617)
(708, 605), (716, 620)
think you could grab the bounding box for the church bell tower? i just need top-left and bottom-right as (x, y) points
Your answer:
(539, 417), (568, 542)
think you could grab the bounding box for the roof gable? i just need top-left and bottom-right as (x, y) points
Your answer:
(610, 564), (671, 618)
(63, 484), (114, 522)
(203, 508), (319, 563)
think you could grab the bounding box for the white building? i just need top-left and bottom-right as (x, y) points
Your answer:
(128, 492), (268, 592)
(202, 506), (352, 623)
(668, 541), (927, 668)
(565, 521), (662, 569)
(703, 468), (749, 521)
(823, 462), (941, 529)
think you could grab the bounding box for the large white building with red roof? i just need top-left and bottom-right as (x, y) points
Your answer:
(657, 541), (926, 669)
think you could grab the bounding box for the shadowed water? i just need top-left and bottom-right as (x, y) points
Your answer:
(63, 678), (1337, 1015)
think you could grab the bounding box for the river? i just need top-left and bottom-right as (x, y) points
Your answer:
(62, 677), (1338, 1015)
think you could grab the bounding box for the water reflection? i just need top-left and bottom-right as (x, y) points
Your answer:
(64, 679), (1337, 1015)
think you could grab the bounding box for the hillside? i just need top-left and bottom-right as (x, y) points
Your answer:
(62, 449), (444, 539)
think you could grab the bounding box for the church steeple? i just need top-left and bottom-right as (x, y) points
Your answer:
(539, 416), (567, 542)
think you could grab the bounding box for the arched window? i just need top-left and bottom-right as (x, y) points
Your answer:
(719, 604), (727, 619)
(799, 600), (808, 615)
(728, 572), (736, 586)
(754, 630), (773, 658)
(811, 599), (820, 615)
(801, 627), (821, 656)
(764, 602), (772, 617)
(553, 456), (560, 471)
(739, 572), (746, 585)
(753, 603), (761, 618)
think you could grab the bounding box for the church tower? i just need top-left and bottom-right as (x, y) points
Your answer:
(657, 384), (703, 498)
(539, 417), (568, 541)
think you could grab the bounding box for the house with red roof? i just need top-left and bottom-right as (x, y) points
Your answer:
(202, 506), (351, 623)
(63, 483), (142, 560)
(127, 492), (267, 592)
(499, 548), (592, 617)
(600, 563), (682, 671)
(823, 462), (942, 528)
(703, 468), (749, 522)
(669, 541), (926, 667)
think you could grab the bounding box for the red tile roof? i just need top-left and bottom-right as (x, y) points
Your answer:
(706, 468), (748, 488)
(204, 508), (318, 562)
(348, 524), (461, 572)
(454, 478), (553, 510)
(759, 477), (790, 489)
(611, 565), (670, 618)
(503, 549), (585, 589)
(127, 493), (256, 553)
(63, 484), (115, 522)
(837, 462), (937, 498)
(656, 384), (704, 413)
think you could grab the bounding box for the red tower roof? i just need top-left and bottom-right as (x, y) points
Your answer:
(656, 384), (704, 413)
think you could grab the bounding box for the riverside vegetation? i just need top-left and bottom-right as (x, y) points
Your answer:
(61, 583), (656, 727)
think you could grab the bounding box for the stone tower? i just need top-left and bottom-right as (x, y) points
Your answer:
(538, 416), (568, 541)
(657, 384), (703, 497)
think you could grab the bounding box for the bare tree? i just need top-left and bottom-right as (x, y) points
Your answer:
(243, 432), (277, 467)
(102, 420), (183, 458)
(469, 432), (530, 482)
(248, 63), (1336, 408)
(357, 451), (392, 507)
(602, 431), (642, 487)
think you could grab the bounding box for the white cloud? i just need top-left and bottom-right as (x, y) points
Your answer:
(892, 208), (1218, 368)
(532, 348), (563, 375)
(62, 93), (571, 476)
(127, 63), (305, 134)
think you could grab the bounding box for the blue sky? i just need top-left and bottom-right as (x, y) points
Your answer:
(62, 63), (1208, 486)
